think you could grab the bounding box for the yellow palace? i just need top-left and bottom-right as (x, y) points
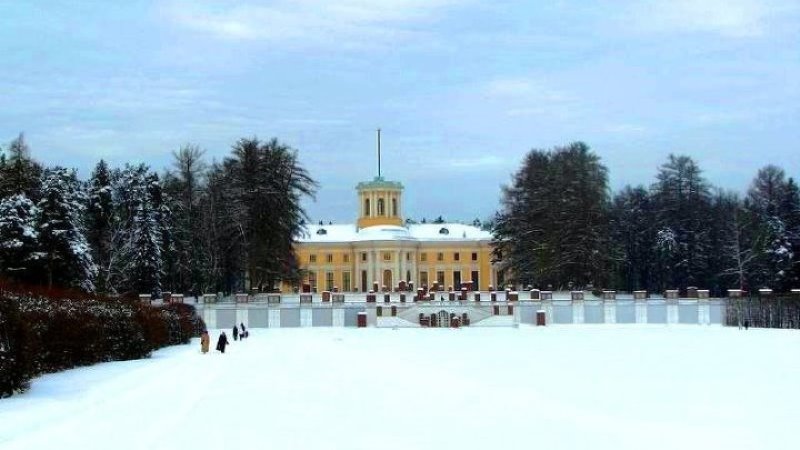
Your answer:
(287, 135), (498, 294)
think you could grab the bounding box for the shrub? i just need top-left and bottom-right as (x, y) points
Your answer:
(0, 287), (206, 398)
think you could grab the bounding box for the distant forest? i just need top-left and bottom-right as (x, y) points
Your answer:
(1, 136), (797, 297)
(494, 142), (800, 294)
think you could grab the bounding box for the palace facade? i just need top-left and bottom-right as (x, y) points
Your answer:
(287, 175), (498, 293)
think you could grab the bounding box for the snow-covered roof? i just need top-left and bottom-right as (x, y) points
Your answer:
(298, 223), (492, 244)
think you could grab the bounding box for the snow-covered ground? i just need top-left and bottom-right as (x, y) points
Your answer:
(1, 326), (799, 450)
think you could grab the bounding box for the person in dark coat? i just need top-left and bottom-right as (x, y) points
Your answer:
(240, 323), (247, 339)
(232, 325), (239, 341)
(216, 332), (229, 353)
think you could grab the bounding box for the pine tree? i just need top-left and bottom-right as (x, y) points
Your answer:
(86, 160), (115, 293)
(494, 142), (610, 289)
(36, 167), (96, 291)
(651, 154), (712, 291)
(780, 178), (800, 288)
(746, 166), (794, 291)
(0, 194), (40, 282)
(0, 134), (43, 201)
(610, 185), (655, 291)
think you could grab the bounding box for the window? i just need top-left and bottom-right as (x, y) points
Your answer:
(326, 272), (334, 291)
(453, 270), (461, 289)
(310, 254), (317, 263)
(392, 198), (397, 216)
(420, 253), (427, 262)
(437, 252), (444, 262)
(326, 254), (333, 263)
(343, 272), (351, 292)
(364, 198), (370, 216)
(439, 227), (449, 235)
(454, 252), (460, 262)
(436, 271), (445, 286)
(343, 254), (350, 263)
(378, 198), (385, 216)
(308, 272), (317, 289)
(471, 252), (478, 261)
(406, 252), (411, 261)
(420, 271), (428, 287)
(383, 252), (391, 261)
(361, 252), (367, 262)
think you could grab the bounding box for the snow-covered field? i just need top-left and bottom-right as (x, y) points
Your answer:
(1, 326), (798, 450)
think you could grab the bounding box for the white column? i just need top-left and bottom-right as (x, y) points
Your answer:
(635, 300), (647, 324)
(332, 308), (345, 327)
(573, 300), (585, 324)
(268, 309), (281, 328)
(300, 308), (313, 327)
(603, 300), (616, 324)
(235, 308), (249, 328)
(203, 306), (217, 329)
(698, 299), (710, 325)
(667, 302), (679, 324)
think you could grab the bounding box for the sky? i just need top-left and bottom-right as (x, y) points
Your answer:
(1, 0), (799, 223)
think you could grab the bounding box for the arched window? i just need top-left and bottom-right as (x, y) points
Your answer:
(378, 198), (385, 216)
(392, 198), (397, 216)
(364, 198), (370, 216)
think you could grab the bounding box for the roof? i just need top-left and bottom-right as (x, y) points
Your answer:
(355, 177), (404, 191)
(297, 223), (493, 244)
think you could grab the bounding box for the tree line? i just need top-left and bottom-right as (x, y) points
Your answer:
(493, 142), (800, 294)
(0, 134), (316, 297)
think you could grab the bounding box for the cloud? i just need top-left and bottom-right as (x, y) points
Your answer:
(630, 0), (792, 38)
(163, 0), (461, 47)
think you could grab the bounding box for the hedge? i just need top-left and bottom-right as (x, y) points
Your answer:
(0, 289), (205, 398)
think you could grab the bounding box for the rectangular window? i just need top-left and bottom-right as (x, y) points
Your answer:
(471, 252), (478, 261)
(308, 272), (317, 289)
(326, 254), (333, 263)
(437, 252), (444, 262)
(453, 270), (461, 289)
(361, 270), (368, 292)
(471, 270), (479, 291)
(310, 254), (317, 263)
(454, 252), (460, 261)
(420, 253), (427, 262)
(343, 254), (350, 263)
(361, 252), (367, 262)
(420, 271), (429, 287)
(437, 271), (445, 286)
(326, 272), (334, 291)
(406, 252), (411, 261)
(343, 272), (351, 292)
(383, 252), (391, 261)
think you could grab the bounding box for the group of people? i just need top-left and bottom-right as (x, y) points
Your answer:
(199, 323), (249, 354)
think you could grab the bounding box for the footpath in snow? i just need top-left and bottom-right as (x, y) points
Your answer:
(1, 325), (799, 450)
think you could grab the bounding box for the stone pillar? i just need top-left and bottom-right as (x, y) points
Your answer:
(268, 309), (281, 328)
(602, 290), (616, 300)
(667, 298), (679, 325)
(203, 306), (217, 329)
(300, 308), (312, 327)
(665, 289), (679, 299)
(603, 296), (616, 324)
(236, 308), (248, 328)
(332, 308), (345, 327)
(635, 296), (647, 324)
(633, 290), (647, 300)
(698, 297), (710, 325)
(687, 286), (699, 298)
(572, 297), (585, 324)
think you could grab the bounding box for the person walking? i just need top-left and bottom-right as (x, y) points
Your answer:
(240, 323), (247, 339)
(216, 332), (229, 353)
(200, 330), (210, 354)
(232, 325), (239, 341)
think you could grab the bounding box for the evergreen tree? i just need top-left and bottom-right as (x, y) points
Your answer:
(164, 145), (207, 295)
(745, 166), (794, 291)
(0, 194), (40, 282)
(650, 154), (712, 291)
(610, 185), (655, 291)
(86, 160), (115, 293)
(36, 167), (96, 291)
(494, 142), (610, 288)
(0, 134), (42, 200)
(781, 178), (800, 287)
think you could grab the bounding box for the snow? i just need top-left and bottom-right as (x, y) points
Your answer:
(1, 326), (799, 450)
(299, 223), (492, 243)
